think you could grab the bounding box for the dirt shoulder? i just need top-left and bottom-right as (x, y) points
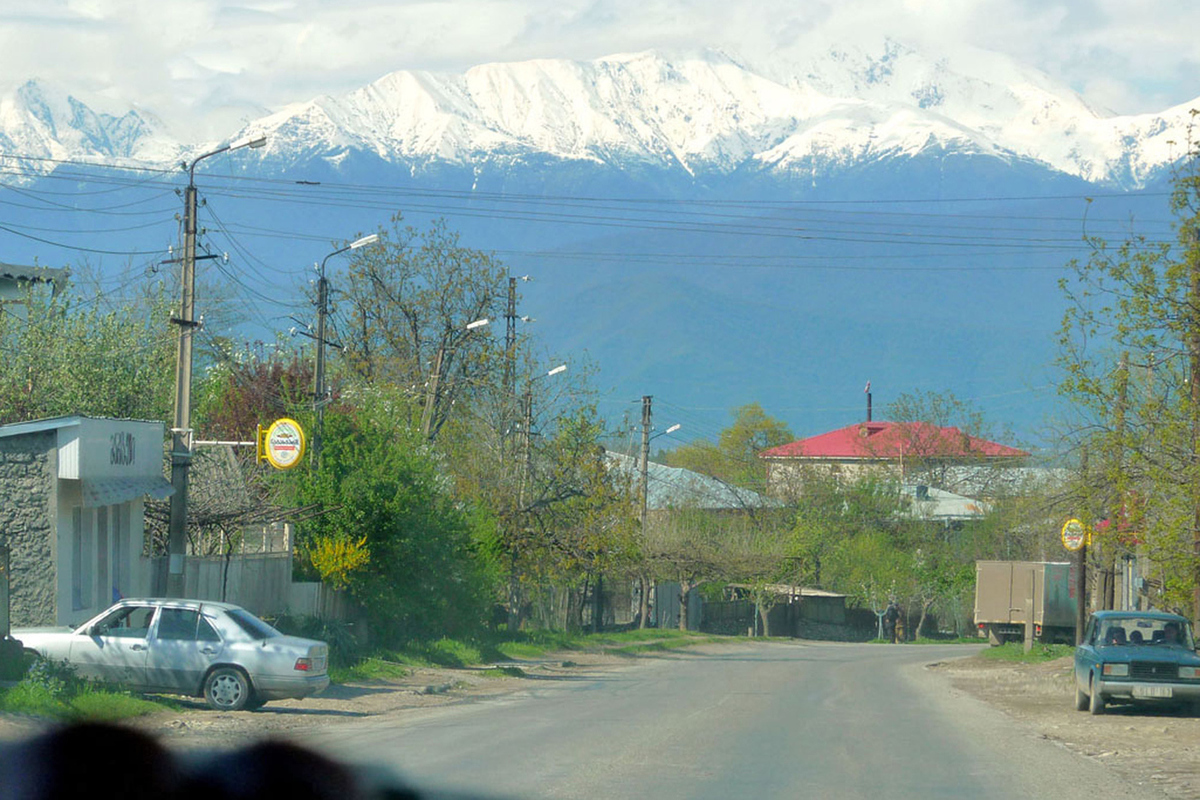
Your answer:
(929, 652), (1200, 800)
(0, 646), (668, 750)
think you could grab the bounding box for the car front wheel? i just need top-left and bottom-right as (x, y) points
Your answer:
(204, 667), (253, 711)
(1088, 676), (1105, 715)
(1074, 683), (1088, 711)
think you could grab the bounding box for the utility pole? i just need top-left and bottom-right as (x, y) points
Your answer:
(521, 386), (533, 502)
(164, 170), (199, 598)
(312, 234), (378, 466)
(422, 345), (445, 441)
(1190, 226), (1200, 633)
(164, 133), (266, 598)
(1078, 445), (1091, 643)
(1102, 351), (1129, 611)
(313, 261), (330, 466)
(639, 395), (652, 628)
(505, 277), (517, 401)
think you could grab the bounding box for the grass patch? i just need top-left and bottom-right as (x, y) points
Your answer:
(979, 642), (1074, 663)
(0, 677), (170, 722)
(0, 682), (70, 717)
(868, 636), (988, 645)
(329, 629), (733, 684)
(328, 657), (411, 684)
(480, 666), (526, 678)
(66, 688), (167, 721)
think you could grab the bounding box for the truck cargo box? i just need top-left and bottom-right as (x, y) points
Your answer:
(974, 560), (1077, 644)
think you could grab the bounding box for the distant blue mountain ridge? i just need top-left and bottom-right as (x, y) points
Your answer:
(0, 147), (1179, 455)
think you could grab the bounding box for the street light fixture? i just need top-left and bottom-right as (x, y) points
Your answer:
(312, 233), (382, 467)
(521, 364), (568, 491)
(466, 318), (491, 331)
(164, 132), (267, 598)
(638, 420), (681, 628)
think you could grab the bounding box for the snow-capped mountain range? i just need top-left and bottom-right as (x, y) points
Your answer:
(1, 39), (1196, 188)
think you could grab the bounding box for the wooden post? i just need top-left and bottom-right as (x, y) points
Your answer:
(1076, 543), (1088, 645)
(1024, 567), (1036, 654)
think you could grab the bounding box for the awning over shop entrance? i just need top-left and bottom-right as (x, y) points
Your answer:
(81, 476), (174, 508)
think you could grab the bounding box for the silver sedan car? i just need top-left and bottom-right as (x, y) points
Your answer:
(13, 599), (329, 710)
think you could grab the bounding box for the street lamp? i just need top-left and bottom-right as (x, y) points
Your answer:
(312, 233), (381, 467)
(164, 132), (266, 598)
(638, 420), (681, 629)
(521, 364), (568, 493)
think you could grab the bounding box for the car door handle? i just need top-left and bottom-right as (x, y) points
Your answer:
(130, 643), (147, 651)
(200, 647), (219, 655)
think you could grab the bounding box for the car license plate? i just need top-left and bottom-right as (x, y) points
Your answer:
(1133, 685), (1173, 699)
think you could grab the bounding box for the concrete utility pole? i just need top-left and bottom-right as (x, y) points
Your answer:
(639, 395), (652, 628)
(1190, 227), (1200, 632)
(164, 134), (266, 598)
(313, 234), (379, 467)
(313, 261), (329, 461)
(505, 277), (517, 401)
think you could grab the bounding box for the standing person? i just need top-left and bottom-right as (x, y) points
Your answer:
(883, 600), (900, 643)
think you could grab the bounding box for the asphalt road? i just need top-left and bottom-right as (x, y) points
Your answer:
(302, 641), (1166, 800)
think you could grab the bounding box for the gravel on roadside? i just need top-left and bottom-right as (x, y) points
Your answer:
(930, 653), (1200, 800)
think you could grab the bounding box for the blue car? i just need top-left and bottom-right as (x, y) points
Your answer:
(1074, 610), (1200, 715)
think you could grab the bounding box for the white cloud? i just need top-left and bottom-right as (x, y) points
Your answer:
(0, 0), (1196, 139)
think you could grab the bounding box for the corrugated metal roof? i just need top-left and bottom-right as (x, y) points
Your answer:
(758, 421), (1028, 460)
(901, 484), (990, 521)
(0, 263), (68, 287)
(606, 451), (780, 511)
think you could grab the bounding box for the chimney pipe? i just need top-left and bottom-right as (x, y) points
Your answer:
(865, 380), (872, 422)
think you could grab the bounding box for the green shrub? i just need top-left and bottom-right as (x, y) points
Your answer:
(270, 614), (363, 668)
(0, 682), (70, 716)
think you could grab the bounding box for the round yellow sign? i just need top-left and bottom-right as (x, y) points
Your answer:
(262, 418), (306, 470)
(1061, 518), (1087, 551)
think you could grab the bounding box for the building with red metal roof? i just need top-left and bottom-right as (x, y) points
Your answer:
(758, 420), (1029, 497)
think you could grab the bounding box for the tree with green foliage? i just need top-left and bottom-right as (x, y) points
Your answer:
(0, 279), (174, 425)
(1057, 131), (1200, 621)
(662, 403), (793, 492)
(331, 216), (508, 441)
(883, 389), (1020, 496)
(291, 387), (501, 642)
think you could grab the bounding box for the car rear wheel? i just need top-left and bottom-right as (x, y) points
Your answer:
(1088, 676), (1105, 715)
(204, 667), (253, 711)
(1074, 683), (1088, 711)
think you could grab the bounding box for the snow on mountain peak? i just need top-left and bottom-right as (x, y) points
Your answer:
(0, 79), (181, 175)
(232, 46), (1196, 187)
(3, 44), (1196, 189)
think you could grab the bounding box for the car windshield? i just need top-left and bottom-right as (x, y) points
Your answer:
(1096, 617), (1194, 648)
(224, 608), (281, 640)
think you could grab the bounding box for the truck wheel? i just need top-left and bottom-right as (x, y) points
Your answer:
(1088, 676), (1105, 715)
(1074, 684), (1088, 711)
(204, 667), (252, 711)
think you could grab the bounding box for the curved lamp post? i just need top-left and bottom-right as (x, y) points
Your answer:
(312, 234), (380, 466)
(165, 133), (266, 597)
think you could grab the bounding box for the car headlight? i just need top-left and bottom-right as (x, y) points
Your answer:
(1180, 666), (1200, 679)
(1102, 663), (1129, 677)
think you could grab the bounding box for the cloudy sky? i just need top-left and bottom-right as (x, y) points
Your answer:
(3, 0), (1198, 138)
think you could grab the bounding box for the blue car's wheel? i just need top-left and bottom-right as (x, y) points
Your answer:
(1074, 683), (1088, 711)
(1088, 675), (1105, 715)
